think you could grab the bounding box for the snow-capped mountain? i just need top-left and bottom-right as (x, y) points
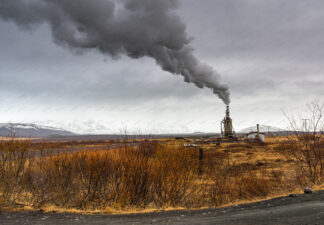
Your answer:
(239, 125), (287, 134)
(0, 123), (76, 137)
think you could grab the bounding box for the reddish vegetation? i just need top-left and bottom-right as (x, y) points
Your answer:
(0, 136), (296, 211)
(0, 110), (323, 212)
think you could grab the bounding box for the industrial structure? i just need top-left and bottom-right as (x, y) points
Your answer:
(220, 105), (236, 139)
(246, 124), (265, 143)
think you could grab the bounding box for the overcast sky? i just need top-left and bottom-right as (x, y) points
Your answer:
(0, 0), (323, 134)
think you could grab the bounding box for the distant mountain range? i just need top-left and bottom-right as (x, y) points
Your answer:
(0, 123), (76, 137)
(0, 123), (291, 139)
(239, 125), (287, 134)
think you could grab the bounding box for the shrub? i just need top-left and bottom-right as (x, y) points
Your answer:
(279, 101), (324, 185)
(0, 137), (32, 203)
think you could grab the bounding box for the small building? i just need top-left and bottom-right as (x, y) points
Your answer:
(245, 124), (265, 143)
(246, 132), (265, 143)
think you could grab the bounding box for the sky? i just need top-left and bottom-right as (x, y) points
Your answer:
(0, 0), (323, 134)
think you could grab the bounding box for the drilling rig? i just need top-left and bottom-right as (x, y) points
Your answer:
(220, 105), (236, 140)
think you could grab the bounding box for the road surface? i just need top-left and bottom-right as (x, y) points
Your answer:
(1, 191), (324, 225)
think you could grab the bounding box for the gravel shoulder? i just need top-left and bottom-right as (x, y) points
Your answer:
(1, 191), (324, 225)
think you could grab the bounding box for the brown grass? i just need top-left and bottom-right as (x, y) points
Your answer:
(0, 135), (319, 213)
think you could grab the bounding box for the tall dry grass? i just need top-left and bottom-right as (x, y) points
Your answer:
(0, 140), (200, 209)
(0, 137), (32, 204)
(0, 137), (290, 211)
(201, 147), (287, 207)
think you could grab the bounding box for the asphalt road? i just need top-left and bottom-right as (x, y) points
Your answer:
(1, 191), (324, 225)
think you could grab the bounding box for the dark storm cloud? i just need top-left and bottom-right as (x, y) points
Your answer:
(0, 0), (230, 104)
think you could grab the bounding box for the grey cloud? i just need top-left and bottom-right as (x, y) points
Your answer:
(0, 0), (324, 134)
(177, 0), (324, 100)
(0, 0), (230, 104)
(180, 0), (324, 61)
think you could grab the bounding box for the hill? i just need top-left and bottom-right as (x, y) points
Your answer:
(0, 123), (76, 137)
(239, 125), (287, 134)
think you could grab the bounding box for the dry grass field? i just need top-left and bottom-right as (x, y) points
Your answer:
(0, 133), (323, 214)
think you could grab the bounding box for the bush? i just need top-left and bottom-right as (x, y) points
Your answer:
(279, 101), (324, 185)
(0, 137), (287, 210)
(0, 140), (199, 209)
(0, 137), (33, 203)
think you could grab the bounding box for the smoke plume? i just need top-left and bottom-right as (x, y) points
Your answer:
(0, 0), (230, 104)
